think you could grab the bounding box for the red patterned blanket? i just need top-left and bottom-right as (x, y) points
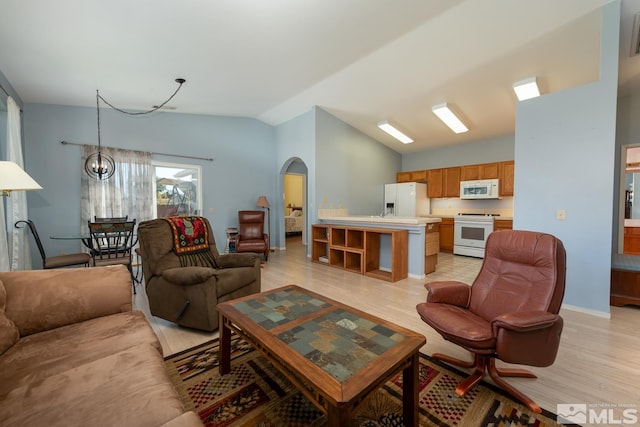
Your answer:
(164, 216), (217, 268)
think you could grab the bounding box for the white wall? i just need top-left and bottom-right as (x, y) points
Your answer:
(315, 108), (401, 216)
(513, 1), (619, 316)
(22, 103), (276, 257)
(275, 108), (316, 249)
(402, 134), (514, 171)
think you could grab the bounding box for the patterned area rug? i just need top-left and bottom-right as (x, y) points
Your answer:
(164, 335), (564, 427)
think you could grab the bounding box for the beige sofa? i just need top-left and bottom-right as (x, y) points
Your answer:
(0, 265), (203, 427)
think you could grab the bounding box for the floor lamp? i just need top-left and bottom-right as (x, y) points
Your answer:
(256, 196), (271, 252)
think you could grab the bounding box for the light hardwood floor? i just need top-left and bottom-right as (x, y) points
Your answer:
(133, 235), (640, 414)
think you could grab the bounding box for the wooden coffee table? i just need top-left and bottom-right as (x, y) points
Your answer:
(218, 285), (426, 426)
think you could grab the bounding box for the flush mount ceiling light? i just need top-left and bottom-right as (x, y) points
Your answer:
(377, 120), (413, 144)
(513, 77), (540, 101)
(85, 78), (186, 180)
(432, 103), (468, 134)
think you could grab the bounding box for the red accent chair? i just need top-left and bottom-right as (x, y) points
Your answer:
(416, 229), (566, 413)
(235, 210), (269, 261)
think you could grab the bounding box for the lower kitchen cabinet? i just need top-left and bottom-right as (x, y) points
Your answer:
(494, 219), (513, 231)
(439, 218), (454, 253)
(425, 222), (439, 274)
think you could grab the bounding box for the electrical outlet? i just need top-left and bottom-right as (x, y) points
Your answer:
(556, 209), (566, 220)
(209, 208), (214, 214)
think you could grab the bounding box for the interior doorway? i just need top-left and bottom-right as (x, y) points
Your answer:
(620, 144), (640, 254)
(281, 158), (308, 252)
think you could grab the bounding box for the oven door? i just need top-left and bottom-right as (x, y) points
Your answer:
(454, 219), (493, 251)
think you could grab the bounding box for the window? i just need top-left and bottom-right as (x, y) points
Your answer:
(152, 161), (202, 218)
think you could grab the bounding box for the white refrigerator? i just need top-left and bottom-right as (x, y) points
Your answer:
(384, 182), (429, 216)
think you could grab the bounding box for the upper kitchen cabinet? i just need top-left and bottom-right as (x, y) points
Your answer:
(460, 162), (499, 181)
(400, 160), (513, 199)
(426, 169), (443, 198)
(427, 167), (460, 198)
(396, 170), (427, 183)
(443, 167), (461, 197)
(499, 161), (515, 197)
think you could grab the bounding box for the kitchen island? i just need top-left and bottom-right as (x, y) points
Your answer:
(315, 216), (441, 280)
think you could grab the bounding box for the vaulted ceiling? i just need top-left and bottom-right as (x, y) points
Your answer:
(2, 0), (640, 153)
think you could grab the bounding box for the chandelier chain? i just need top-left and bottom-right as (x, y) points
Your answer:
(96, 90), (102, 149)
(96, 79), (185, 116)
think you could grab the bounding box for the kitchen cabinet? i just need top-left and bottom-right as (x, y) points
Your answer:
(460, 162), (499, 181)
(480, 162), (499, 179)
(439, 218), (454, 253)
(460, 165), (479, 181)
(427, 167), (459, 198)
(624, 227), (640, 255)
(403, 160), (513, 199)
(427, 169), (443, 198)
(443, 167), (461, 197)
(396, 171), (411, 183)
(494, 219), (513, 231)
(499, 161), (515, 196)
(396, 170), (427, 183)
(425, 222), (439, 274)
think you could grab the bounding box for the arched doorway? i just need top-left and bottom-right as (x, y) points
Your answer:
(280, 157), (308, 252)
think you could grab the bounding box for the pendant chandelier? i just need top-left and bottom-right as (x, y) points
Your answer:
(85, 78), (186, 180)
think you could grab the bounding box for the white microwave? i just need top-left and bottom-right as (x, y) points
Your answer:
(460, 179), (500, 199)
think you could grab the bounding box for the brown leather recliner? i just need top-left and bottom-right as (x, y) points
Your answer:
(138, 216), (261, 332)
(235, 210), (269, 261)
(416, 229), (566, 413)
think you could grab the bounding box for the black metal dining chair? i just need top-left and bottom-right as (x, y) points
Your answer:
(94, 215), (129, 223)
(88, 220), (137, 293)
(15, 220), (91, 269)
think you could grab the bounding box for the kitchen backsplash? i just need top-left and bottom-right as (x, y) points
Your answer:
(430, 197), (514, 217)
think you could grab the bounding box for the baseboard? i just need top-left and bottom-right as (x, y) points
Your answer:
(561, 303), (611, 319)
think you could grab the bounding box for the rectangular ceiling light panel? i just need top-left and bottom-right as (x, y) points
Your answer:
(431, 103), (468, 134)
(377, 120), (413, 144)
(513, 77), (540, 101)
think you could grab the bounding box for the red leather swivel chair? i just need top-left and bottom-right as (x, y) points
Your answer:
(416, 230), (566, 413)
(235, 210), (269, 261)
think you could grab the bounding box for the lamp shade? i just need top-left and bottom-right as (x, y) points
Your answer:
(0, 161), (42, 196)
(256, 196), (270, 208)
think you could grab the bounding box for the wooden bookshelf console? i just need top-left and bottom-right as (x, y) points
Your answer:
(311, 224), (408, 282)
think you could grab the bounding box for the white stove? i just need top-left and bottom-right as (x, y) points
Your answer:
(453, 213), (498, 258)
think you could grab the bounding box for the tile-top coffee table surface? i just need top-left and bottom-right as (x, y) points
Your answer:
(218, 285), (426, 426)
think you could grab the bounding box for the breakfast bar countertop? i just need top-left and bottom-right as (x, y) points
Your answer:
(318, 215), (442, 225)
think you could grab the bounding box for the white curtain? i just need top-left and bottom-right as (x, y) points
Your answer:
(81, 145), (154, 230)
(5, 97), (32, 271)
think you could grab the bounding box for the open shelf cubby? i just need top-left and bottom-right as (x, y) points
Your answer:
(331, 228), (346, 247)
(311, 224), (330, 263)
(329, 248), (345, 267)
(345, 251), (363, 274)
(311, 224), (407, 282)
(346, 229), (364, 250)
